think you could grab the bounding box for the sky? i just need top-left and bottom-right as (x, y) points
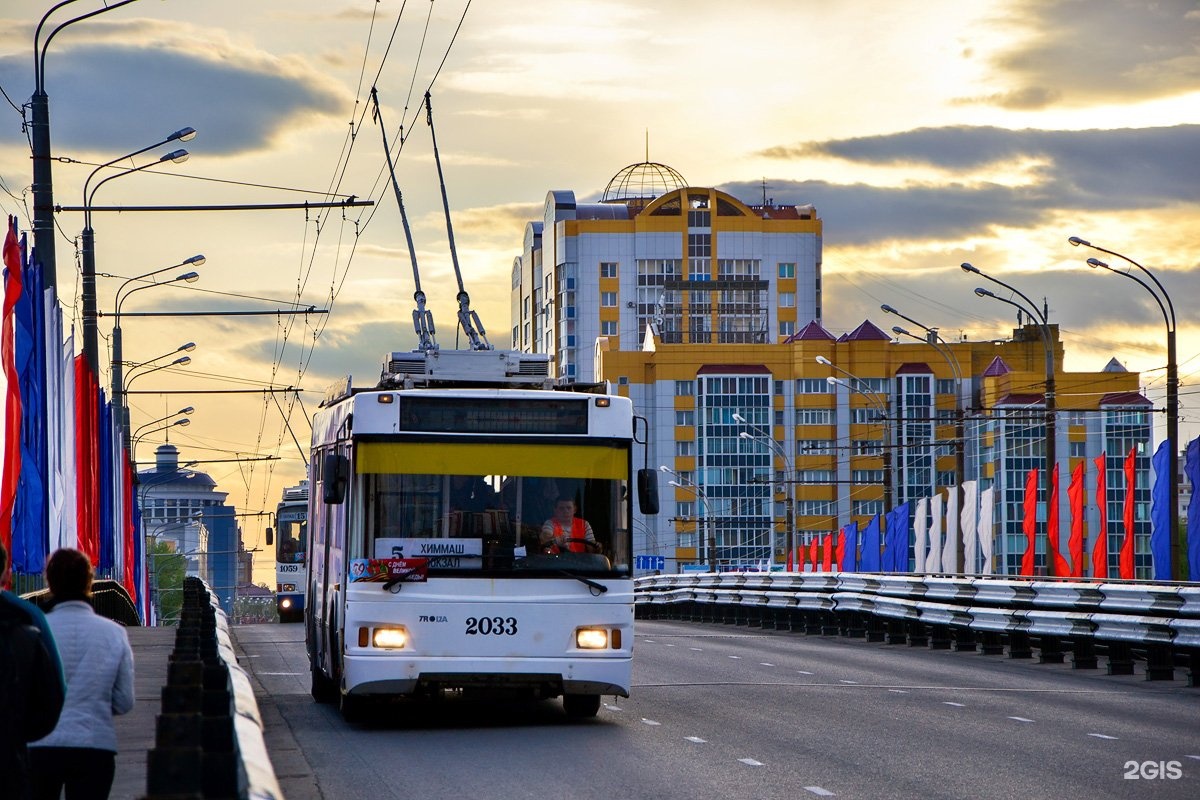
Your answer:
(1, 0), (1198, 586)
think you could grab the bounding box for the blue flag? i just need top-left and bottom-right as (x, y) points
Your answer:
(1186, 437), (1200, 582)
(11, 233), (47, 574)
(860, 514), (882, 571)
(840, 521), (859, 572)
(885, 502), (911, 572)
(98, 392), (114, 573)
(1149, 440), (1171, 581)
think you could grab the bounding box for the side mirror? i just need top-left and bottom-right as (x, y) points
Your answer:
(265, 526), (274, 546)
(322, 452), (349, 505)
(637, 468), (659, 515)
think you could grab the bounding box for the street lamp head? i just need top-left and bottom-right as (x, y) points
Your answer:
(892, 325), (910, 337)
(668, 480), (682, 489)
(974, 287), (993, 298)
(176, 271), (200, 283)
(184, 254), (205, 266)
(826, 376), (843, 387)
(169, 127), (197, 143)
(880, 304), (897, 315)
(732, 413), (746, 423)
(173, 418), (190, 428)
(1086, 257), (1107, 269)
(960, 262), (980, 274)
(177, 406), (195, 416)
(172, 356), (191, 367)
(177, 342), (196, 353)
(659, 465), (672, 473)
(1068, 236), (1090, 247)
(815, 355), (832, 366)
(161, 149), (189, 164)
(739, 432), (753, 440)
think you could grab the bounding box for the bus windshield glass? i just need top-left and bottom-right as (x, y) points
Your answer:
(277, 509), (308, 565)
(354, 441), (631, 577)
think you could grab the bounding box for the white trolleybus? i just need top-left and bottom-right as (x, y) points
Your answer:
(270, 481), (309, 622)
(305, 349), (658, 721)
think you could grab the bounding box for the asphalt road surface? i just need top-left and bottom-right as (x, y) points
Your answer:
(234, 620), (1200, 800)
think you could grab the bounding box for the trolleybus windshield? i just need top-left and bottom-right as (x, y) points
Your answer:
(352, 441), (631, 577)
(277, 508), (308, 565)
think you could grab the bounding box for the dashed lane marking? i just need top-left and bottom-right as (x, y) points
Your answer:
(642, 718), (662, 726)
(838, 680), (858, 685)
(685, 736), (707, 743)
(690, 647), (703, 651)
(603, 704), (622, 712)
(943, 702), (965, 707)
(739, 758), (764, 766)
(888, 689), (909, 694)
(1088, 733), (1119, 740)
(729, 655), (742, 659)
(761, 662), (775, 667)
(797, 670), (814, 675)
(804, 787), (835, 797)
(1008, 717), (1034, 723)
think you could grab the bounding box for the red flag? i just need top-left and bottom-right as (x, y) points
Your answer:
(0, 217), (22, 556)
(808, 537), (818, 570)
(821, 532), (833, 571)
(1021, 467), (1038, 576)
(123, 457), (136, 599)
(1092, 452), (1108, 579)
(786, 545), (794, 572)
(1067, 460), (1085, 578)
(1120, 446), (1136, 579)
(834, 531), (846, 571)
(1046, 463), (1070, 577)
(75, 356), (100, 564)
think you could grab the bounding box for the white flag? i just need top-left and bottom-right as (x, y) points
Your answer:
(961, 481), (979, 574)
(913, 497), (929, 572)
(943, 487), (959, 573)
(927, 493), (944, 572)
(978, 486), (996, 575)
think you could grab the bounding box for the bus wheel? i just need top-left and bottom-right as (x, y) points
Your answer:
(563, 693), (600, 719)
(310, 657), (336, 703)
(340, 691), (370, 723)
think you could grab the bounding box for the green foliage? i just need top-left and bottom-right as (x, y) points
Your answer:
(150, 540), (186, 626)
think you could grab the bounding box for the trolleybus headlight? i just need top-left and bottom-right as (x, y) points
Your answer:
(280, 598), (293, 610)
(371, 626), (409, 649)
(575, 628), (608, 649)
(283, 584), (296, 592)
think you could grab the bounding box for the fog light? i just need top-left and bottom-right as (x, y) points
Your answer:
(373, 626), (408, 649)
(576, 628), (608, 649)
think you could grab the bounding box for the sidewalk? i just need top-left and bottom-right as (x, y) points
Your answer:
(112, 626), (174, 800)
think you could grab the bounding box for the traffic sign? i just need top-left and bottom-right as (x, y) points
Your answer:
(634, 555), (666, 571)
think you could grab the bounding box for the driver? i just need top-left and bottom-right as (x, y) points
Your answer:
(539, 497), (598, 554)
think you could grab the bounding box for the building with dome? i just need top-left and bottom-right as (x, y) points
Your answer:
(509, 163), (1158, 579)
(511, 160), (822, 382)
(138, 443), (247, 615)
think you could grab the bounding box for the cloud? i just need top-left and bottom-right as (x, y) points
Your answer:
(743, 125), (1200, 244)
(0, 21), (346, 156)
(964, 0), (1200, 108)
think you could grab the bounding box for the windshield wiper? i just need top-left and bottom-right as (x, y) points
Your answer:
(557, 570), (608, 594)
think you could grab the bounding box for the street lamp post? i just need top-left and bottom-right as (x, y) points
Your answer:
(111, 258), (203, 449)
(816, 356), (894, 513)
(882, 304), (968, 571)
(31, 0), (146, 291)
(131, 418), (190, 469)
(82, 138), (193, 372)
(732, 414), (795, 570)
(963, 262), (1060, 577)
(1070, 237), (1178, 579)
(660, 465), (715, 570)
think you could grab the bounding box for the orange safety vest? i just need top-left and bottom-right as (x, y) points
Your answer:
(551, 518), (588, 552)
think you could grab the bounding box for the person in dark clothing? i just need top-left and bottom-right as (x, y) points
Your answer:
(0, 541), (65, 800)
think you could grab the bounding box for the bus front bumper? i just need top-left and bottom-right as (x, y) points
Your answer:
(342, 654), (631, 698)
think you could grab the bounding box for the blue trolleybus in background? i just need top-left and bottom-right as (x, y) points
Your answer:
(273, 480), (309, 622)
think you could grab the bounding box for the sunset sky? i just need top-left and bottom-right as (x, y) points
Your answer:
(1, 0), (1197, 584)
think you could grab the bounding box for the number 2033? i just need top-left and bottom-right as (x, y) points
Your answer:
(1124, 761), (1183, 780)
(465, 616), (517, 636)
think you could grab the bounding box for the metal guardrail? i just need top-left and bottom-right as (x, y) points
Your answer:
(635, 573), (1200, 685)
(145, 577), (282, 800)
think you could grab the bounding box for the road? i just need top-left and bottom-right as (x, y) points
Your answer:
(234, 620), (1200, 800)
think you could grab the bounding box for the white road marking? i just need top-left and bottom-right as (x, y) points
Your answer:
(797, 670), (814, 675)
(804, 787), (835, 797)
(739, 758), (764, 766)
(1008, 716), (1034, 723)
(690, 647), (703, 651)
(685, 736), (707, 743)
(1088, 733), (1118, 740)
(761, 662), (775, 667)
(729, 655), (742, 659)
(642, 718), (661, 726)
(888, 689), (909, 694)
(1186, 755), (1200, 761)
(603, 704), (622, 712)
(943, 702), (965, 707)
(644, 639), (655, 643)
(664, 643), (675, 647)
(838, 679), (858, 685)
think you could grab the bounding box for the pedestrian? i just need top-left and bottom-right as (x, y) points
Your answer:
(0, 541), (65, 800)
(29, 548), (135, 800)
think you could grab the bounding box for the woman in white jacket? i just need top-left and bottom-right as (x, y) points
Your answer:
(29, 549), (134, 800)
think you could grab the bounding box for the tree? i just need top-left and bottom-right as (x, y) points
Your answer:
(150, 540), (185, 626)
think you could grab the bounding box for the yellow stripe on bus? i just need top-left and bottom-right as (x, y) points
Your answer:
(356, 442), (628, 479)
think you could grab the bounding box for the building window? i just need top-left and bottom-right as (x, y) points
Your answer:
(1069, 441), (1087, 457)
(675, 410), (695, 426)
(687, 209), (711, 228)
(600, 262), (618, 278)
(853, 500), (884, 516)
(674, 380), (694, 396)
(779, 321), (795, 337)
(936, 379), (957, 395)
(795, 408), (834, 425)
(675, 440), (695, 457)
(779, 292), (795, 308)
(778, 262), (795, 278)
(799, 469), (836, 484)
(796, 378), (831, 394)
(677, 501), (695, 518)
(688, 233), (711, 258)
(601, 292), (617, 307)
(852, 470), (884, 484)
(601, 321), (618, 336)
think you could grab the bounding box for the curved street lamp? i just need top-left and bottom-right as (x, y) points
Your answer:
(81, 140), (192, 372)
(733, 414), (795, 567)
(660, 465), (714, 570)
(1070, 236), (1179, 578)
(817, 358), (894, 512)
(127, 342), (196, 372)
(131, 418), (190, 467)
(124, 355), (192, 396)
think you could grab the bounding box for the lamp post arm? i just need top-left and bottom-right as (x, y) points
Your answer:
(1082, 244), (1175, 329)
(36, 0), (142, 91)
(1090, 261), (1170, 331)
